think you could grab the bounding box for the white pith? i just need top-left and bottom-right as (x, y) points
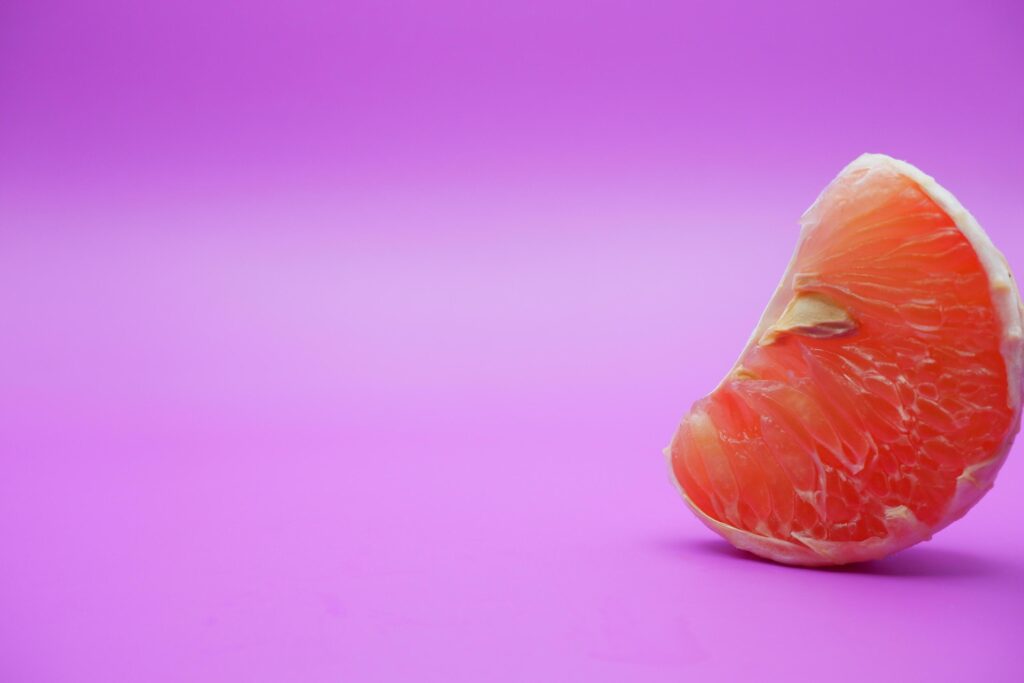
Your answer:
(669, 153), (1024, 566)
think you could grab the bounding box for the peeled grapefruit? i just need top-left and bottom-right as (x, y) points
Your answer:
(667, 154), (1023, 566)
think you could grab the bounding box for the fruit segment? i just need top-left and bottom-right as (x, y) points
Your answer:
(667, 154), (1023, 566)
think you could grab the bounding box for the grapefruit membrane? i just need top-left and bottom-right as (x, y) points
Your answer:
(666, 154), (1023, 566)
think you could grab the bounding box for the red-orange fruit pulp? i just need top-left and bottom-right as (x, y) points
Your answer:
(667, 154), (1023, 566)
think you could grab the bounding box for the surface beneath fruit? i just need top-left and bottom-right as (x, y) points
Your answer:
(670, 165), (1014, 552)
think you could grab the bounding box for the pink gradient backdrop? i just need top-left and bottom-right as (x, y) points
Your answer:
(2, 1), (1023, 681)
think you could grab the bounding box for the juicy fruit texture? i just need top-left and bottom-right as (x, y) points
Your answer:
(667, 154), (1023, 566)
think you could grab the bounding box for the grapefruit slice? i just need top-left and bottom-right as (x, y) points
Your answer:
(667, 153), (1023, 566)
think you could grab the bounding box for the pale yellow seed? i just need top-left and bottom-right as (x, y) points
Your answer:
(759, 291), (857, 345)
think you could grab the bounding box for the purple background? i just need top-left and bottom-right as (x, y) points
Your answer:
(2, 1), (1023, 681)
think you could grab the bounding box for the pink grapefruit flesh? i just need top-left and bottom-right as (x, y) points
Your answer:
(667, 154), (1023, 566)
